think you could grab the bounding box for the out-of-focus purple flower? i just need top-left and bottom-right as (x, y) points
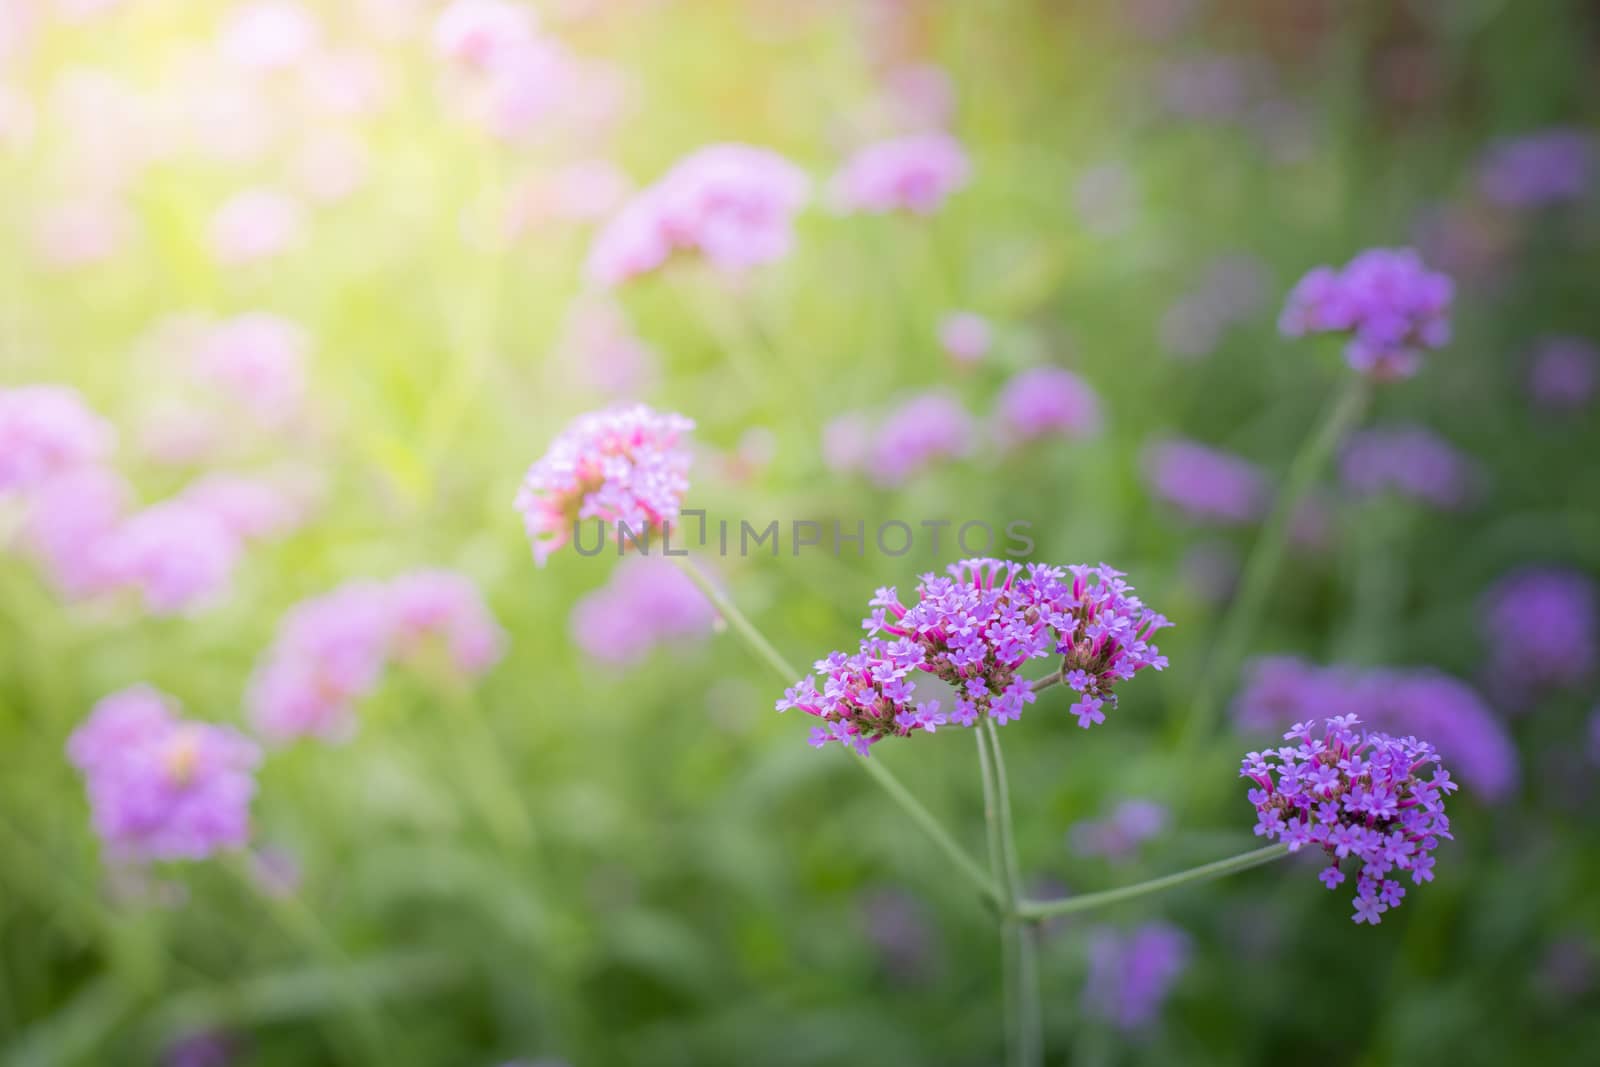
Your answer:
(1072, 162), (1136, 237)
(1244, 715), (1456, 923)
(779, 560), (1169, 752)
(1412, 199), (1516, 291)
(1178, 541), (1240, 605)
(1159, 54), (1263, 123)
(387, 569), (506, 677)
(1478, 129), (1594, 210)
(993, 367), (1102, 446)
(865, 390), (973, 487)
(938, 311), (990, 364)
(0, 385), (116, 496)
(551, 297), (658, 398)
(209, 188), (305, 265)
(1279, 248), (1453, 380)
(248, 581), (393, 742)
(19, 466), (129, 598)
(162, 1029), (240, 1067)
(1083, 923), (1190, 1032)
(821, 412), (872, 475)
(33, 197), (134, 268)
(218, 3), (321, 71)
(101, 501), (241, 616)
(570, 556), (716, 665)
(1527, 336), (1598, 413)
(178, 474), (307, 542)
(585, 144), (809, 286)
(829, 132), (970, 216)
(1481, 568), (1597, 693)
(513, 404), (694, 566)
(191, 313), (309, 428)
(1536, 937), (1598, 1003)
(1141, 438), (1268, 525)
(1339, 426), (1477, 510)
(859, 887), (939, 983)
(433, 0), (539, 71)
(1160, 254), (1271, 360)
(1070, 800), (1168, 862)
(1233, 657), (1518, 801)
(508, 160), (633, 235)
(68, 686), (261, 863)
(882, 63), (954, 131)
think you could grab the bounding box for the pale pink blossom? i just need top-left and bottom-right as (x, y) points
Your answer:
(209, 189), (305, 265)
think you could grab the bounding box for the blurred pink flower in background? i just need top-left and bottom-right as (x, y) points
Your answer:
(218, 2), (322, 72)
(507, 160), (633, 237)
(1177, 541), (1241, 605)
(19, 467), (130, 599)
(993, 366), (1102, 445)
(866, 390), (973, 487)
(1158, 54), (1265, 123)
(1141, 438), (1268, 525)
(821, 412), (873, 475)
(1478, 128), (1594, 210)
(1160, 253), (1271, 360)
(1527, 336), (1597, 413)
(1083, 923), (1190, 1032)
(829, 132), (970, 215)
(248, 581), (393, 742)
(882, 63), (955, 131)
(552, 297), (659, 398)
(570, 556), (716, 665)
(299, 49), (389, 119)
(209, 189), (305, 265)
(290, 130), (370, 203)
(33, 197), (134, 268)
(433, 0), (540, 71)
(192, 312), (310, 427)
(101, 500), (242, 616)
(387, 569), (507, 678)
(0, 385), (116, 495)
(178, 473), (309, 543)
(68, 685), (261, 862)
(586, 143), (810, 286)
(1480, 568), (1596, 694)
(1070, 799), (1168, 862)
(1340, 426), (1477, 510)
(938, 311), (990, 364)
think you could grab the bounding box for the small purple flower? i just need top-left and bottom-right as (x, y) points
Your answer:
(1480, 567), (1597, 693)
(1340, 425), (1477, 511)
(1478, 128), (1594, 209)
(1142, 438), (1269, 525)
(993, 367), (1102, 446)
(938, 311), (991, 364)
(829, 132), (970, 216)
(1242, 714), (1455, 924)
(1527, 336), (1598, 413)
(68, 686), (261, 863)
(863, 390), (973, 487)
(513, 404), (694, 566)
(1279, 248), (1453, 380)
(780, 559), (1169, 752)
(1082, 923), (1190, 1032)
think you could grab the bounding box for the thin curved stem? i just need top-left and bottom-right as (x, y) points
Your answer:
(975, 727), (1018, 1066)
(672, 555), (1001, 905)
(1016, 843), (1290, 922)
(982, 720), (1042, 1067)
(1179, 380), (1369, 752)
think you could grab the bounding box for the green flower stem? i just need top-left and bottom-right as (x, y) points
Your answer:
(980, 720), (1042, 1067)
(1178, 379), (1369, 753)
(1016, 843), (1291, 922)
(671, 555), (1002, 906)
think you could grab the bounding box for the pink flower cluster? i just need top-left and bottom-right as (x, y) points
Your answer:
(0, 385), (115, 495)
(570, 556), (717, 665)
(1243, 715), (1456, 924)
(585, 144), (810, 286)
(777, 560), (1169, 753)
(514, 404), (694, 566)
(68, 686), (261, 863)
(248, 571), (503, 742)
(993, 366), (1102, 446)
(1279, 248), (1454, 379)
(829, 132), (970, 215)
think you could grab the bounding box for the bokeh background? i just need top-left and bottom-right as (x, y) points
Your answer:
(3, 1), (1600, 1065)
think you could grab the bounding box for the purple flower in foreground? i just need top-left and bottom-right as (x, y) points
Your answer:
(1083, 922), (1190, 1032)
(585, 144), (809, 285)
(829, 132), (970, 215)
(778, 559), (1169, 753)
(1481, 568), (1597, 692)
(1242, 715), (1456, 924)
(68, 686), (261, 862)
(569, 555), (716, 665)
(1478, 129), (1594, 210)
(1141, 438), (1268, 525)
(1280, 248), (1453, 380)
(1527, 336), (1598, 413)
(513, 404), (694, 566)
(1340, 426), (1477, 511)
(0, 385), (116, 496)
(993, 367), (1102, 446)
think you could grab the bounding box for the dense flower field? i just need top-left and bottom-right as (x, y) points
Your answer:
(2, 2), (1599, 1065)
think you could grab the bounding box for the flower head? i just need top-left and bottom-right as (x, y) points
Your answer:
(829, 132), (970, 215)
(1279, 248), (1453, 379)
(1340, 426), (1477, 510)
(1070, 799), (1169, 861)
(938, 311), (991, 364)
(994, 366), (1102, 446)
(570, 556), (717, 665)
(1527, 336), (1597, 413)
(1242, 715), (1456, 924)
(1141, 438), (1268, 525)
(1083, 923), (1190, 1031)
(779, 560), (1169, 753)
(247, 581), (393, 742)
(1478, 129), (1594, 209)
(1481, 568), (1596, 693)
(0, 385), (116, 496)
(432, 0), (539, 70)
(68, 686), (260, 862)
(865, 390), (973, 487)
(585, 144), (809, 286)
(101, 500), (241, 616)
(387, 569), (506, 677)
(513, 403), (694, 566)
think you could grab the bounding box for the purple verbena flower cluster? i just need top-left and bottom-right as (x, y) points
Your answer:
(1340, 425), (1477, 511)
(828, 132), (970, 215)
(513, 404), (694, 566)
(1477, 128), (1594, 210)
(1242, 715), (1457, 924)
(0, 384), (116, 496)
(68, 686), (261, 863)
(1480, 567), (1596, 693)
(993, 367), (1102, 446)
(1082, 922), (1191, 1032)
(1279, 248), (1454, 380)
(1141, 438), (1269, 525)
(777, 559), (1169, 753)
